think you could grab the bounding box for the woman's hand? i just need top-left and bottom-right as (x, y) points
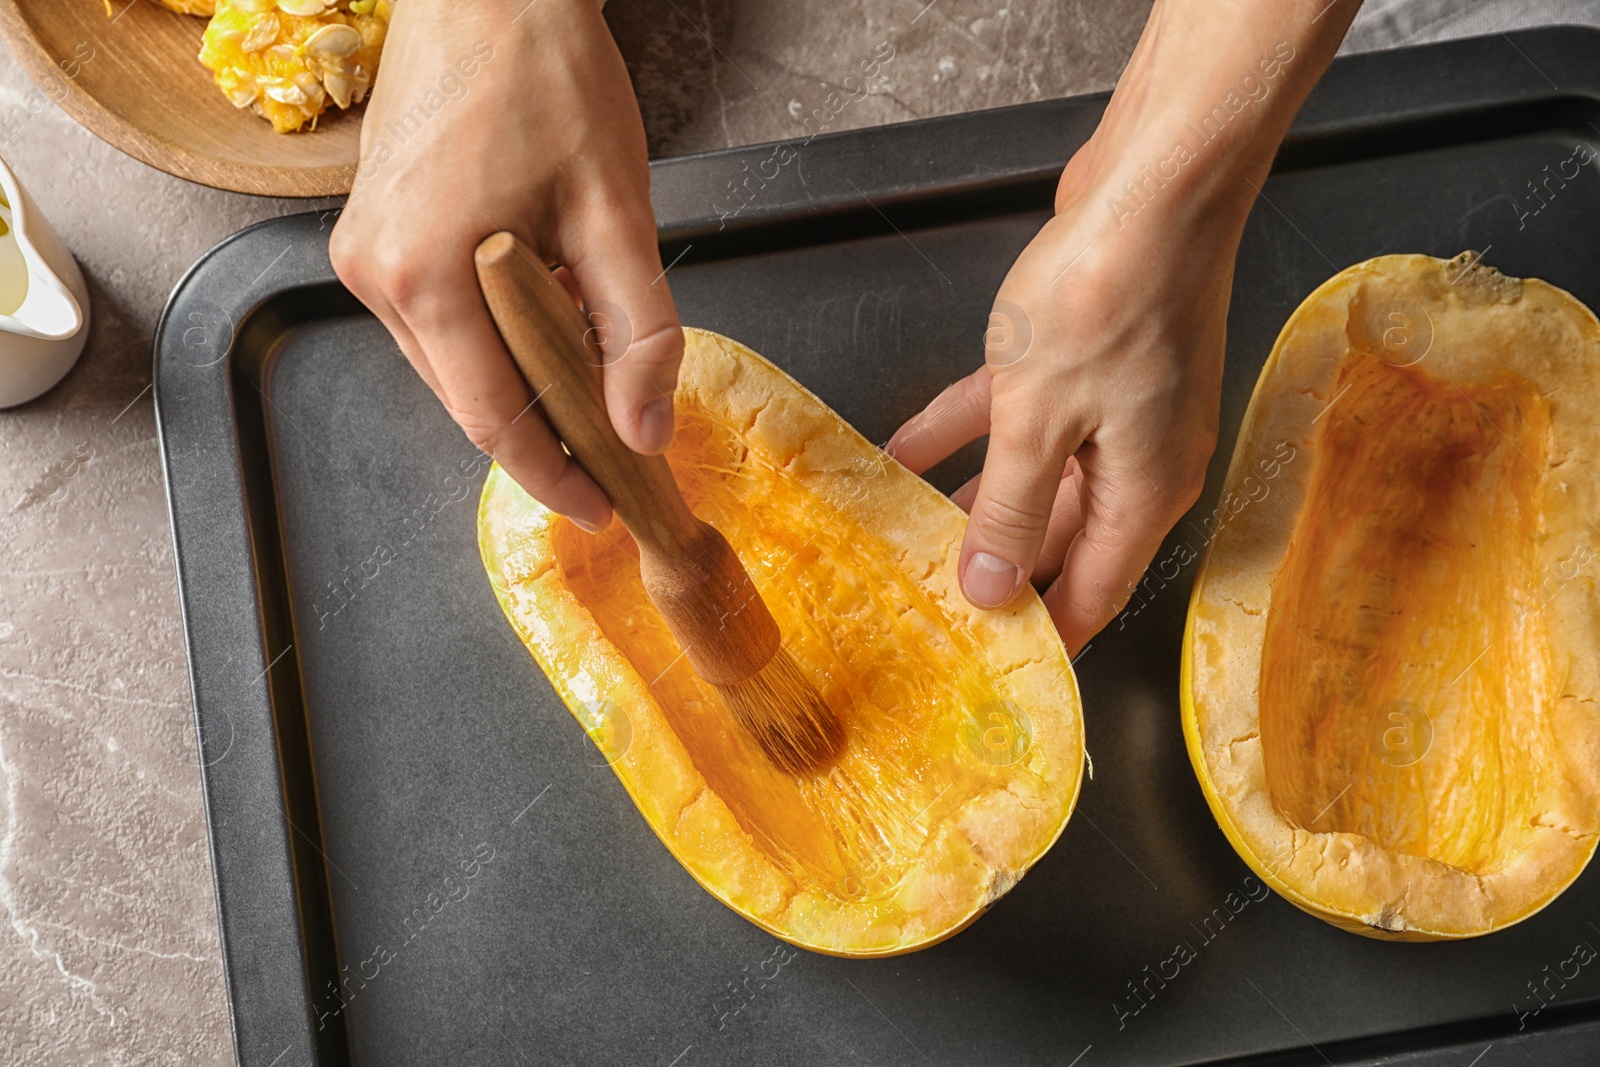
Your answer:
(888, 0), (1362, 653)
(331, 0), (677, 533)
(887, 143), (1241, 653)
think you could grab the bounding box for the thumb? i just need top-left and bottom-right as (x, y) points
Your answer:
(565, 214), (685, 456)
(959, 393), (1087, 609)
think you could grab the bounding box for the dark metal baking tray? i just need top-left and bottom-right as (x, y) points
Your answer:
(156, 26), (1600, 1067)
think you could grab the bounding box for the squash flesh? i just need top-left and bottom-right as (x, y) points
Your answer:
(482, 327), (1084, 955)
(1262, 350), (1554, 876)
(555, 404), (1002, 896)
(1184, 253), (1600, 939)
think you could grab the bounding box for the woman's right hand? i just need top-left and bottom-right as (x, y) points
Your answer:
(330, 0), (681, 533)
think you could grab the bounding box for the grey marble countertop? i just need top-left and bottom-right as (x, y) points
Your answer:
(0, 0), (1589, 1062)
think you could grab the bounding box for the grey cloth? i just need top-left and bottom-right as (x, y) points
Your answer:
(1340, 0), (1600, 54)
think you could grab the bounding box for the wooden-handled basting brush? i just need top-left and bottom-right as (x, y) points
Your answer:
(475, 232), (846, 776)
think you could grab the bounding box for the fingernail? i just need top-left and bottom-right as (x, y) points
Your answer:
(964, 552), (1021, 609)
(571, 514), (605, 534)
(638, 398), (675, 453)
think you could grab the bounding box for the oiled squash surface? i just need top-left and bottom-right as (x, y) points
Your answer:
(1185, 254), (1600, 939)
(1261, 351), (1553, 876)
(482, 328), (1084, 956)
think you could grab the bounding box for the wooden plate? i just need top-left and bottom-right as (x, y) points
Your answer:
(0, 0), (359, 197)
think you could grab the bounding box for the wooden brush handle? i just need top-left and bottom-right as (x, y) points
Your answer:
(473, 231), (698, 555)
(474, 231), (780, 686)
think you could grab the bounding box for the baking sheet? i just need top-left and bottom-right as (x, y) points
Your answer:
(156, 27), (1600, 1067)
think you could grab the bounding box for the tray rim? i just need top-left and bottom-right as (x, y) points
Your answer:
(155, 25), (1600, 1067)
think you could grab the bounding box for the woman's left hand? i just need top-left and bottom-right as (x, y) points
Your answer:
(887, 133), (1250, 654)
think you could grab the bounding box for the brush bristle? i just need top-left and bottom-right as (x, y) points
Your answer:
(715, 647), (846, 775)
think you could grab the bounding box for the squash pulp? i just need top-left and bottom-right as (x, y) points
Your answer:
(1184, 253), (1600, 939)
(481, 328), (1085, 956)
(1261, 350), (1553, 877)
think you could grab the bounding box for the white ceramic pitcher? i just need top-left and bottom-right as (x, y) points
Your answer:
(0, 157), (88, 409)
